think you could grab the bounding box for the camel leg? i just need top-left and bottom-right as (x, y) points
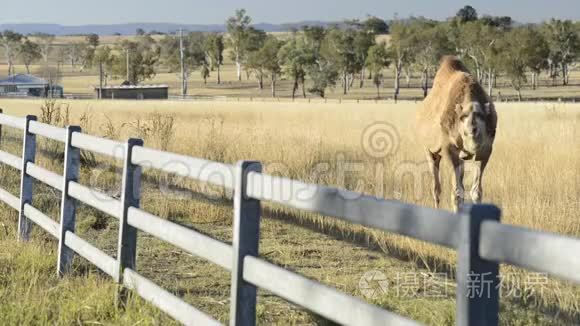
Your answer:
(426, 150), (442, 208)
(449, 155), (465, 213)
(470, 158), (488, 204)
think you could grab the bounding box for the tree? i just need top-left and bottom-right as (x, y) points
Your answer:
(456, 5), (478, 23)
(241, 27), (267, 80)
(35, 33), (55, 63)
(480, 15), (513, 31)
(365, 43), (390, 98)
(93, 46), (114, 91)
(0, 31), (23, 75)
(353, 29), (375, 88)
(278, 35), (312, 98)
(543, 19), (579, 85)
(307, 59), (338, 98)
(204, 34), (225, 84)
(304, 27), (339, 99)
(241, 28), (268, 89)
(159, 32), (206, 94)
(302, 25), (326, 54)
(64, 42), (90, 72)
(86, 33), (100, 48)
(245, 48), (267, 90)
(226, 9), (252, 81)
(136, 28), (146, 36)
(388, 20), (414, 101)
(322, 28), (358, 95)
(408, 19), (451, 97)
(113, 39), (159, 84)
(80, 34), (100, 71)
(521, 27), (549, 90)
(260, 36), (283, 97)
(451, 20), (505, 95)
(19, 39), (42, 74)
(498, 27), (530, 101)
(364, 16), (389, 35)
(52, 45), (68, 80)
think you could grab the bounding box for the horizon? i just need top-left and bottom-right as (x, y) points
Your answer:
(1, 0), (579, 26)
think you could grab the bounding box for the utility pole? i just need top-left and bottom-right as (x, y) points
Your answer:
(99, 62), (104, 99)
(126, 48), (130, 83)
(180, 29), (186, 97)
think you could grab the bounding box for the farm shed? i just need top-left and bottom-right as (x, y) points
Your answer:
(0, 74), (63, 98)
(94, 84), (169, 99)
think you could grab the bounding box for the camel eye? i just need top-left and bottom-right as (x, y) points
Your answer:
(460, 114), (468, 121)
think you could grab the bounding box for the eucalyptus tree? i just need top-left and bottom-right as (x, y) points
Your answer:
(204, 34), (225, 84)
(93, 45), (115, 92)
(261, 36), (283, 97)
(353, 28), (375, 88)
(363, 16), (389, 35)
(35, 33), (55, 63)
(387, 20), (414, 101)
(302, 25), (326, 56)
(522, 27), (549, 90)
(278, 35), (312, 98)
(321, 27), (357, 95)
(19, 39), (42, 74)
(300, 26), (338, 98)
(241, 27), (267, 80)
(497, 27), (532, 101)
(226, 9), (252, 81)
(306, 57), (338, 98)
(0, 31), (23, 75)
(456, 5), (478, 23)
(451, 19), (505, 95)
(159, 32), (206, 93)
(407, 19), (452, 97)
(365, 42), (390, 98)
(542, 19), (579, 85)
(65, 42), (90, 72)
(113, 38), (159, 85)
(240, 27), (267, 88)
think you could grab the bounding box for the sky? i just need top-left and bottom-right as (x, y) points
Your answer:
(1, 0), (579, 25)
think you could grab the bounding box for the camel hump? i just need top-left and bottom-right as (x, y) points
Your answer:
(439, 56), (469, 74)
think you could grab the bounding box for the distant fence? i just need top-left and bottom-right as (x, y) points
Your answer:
(3, 92), (580, 103)
(0, 109), (579, 326)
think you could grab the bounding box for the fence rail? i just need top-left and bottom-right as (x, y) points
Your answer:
(0, 108), (579, 326)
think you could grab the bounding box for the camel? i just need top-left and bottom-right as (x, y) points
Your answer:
(416, 56), (497, 212)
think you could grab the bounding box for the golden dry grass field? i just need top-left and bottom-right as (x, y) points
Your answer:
(0, 98), (579, 324)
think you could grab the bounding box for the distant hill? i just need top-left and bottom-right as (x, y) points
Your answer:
(0, 21), (342, 36)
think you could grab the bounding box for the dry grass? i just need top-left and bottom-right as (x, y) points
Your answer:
(0, 98), (578, 324)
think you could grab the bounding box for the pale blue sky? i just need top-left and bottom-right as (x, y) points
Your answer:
(1, 0), (578, 25)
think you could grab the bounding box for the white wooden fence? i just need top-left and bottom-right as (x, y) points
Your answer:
(0, 109), (579, 326)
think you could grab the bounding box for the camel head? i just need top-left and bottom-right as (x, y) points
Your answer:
(455, 101), (494, 158)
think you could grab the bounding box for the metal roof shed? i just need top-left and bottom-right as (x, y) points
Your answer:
(0, 74), (63, 98)
(94, 84), (169, 100)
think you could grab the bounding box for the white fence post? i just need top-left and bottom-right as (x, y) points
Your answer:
(18, 115), (37, 241)
(230, 160), (262, 326)
(57, 126), (82, 276)
(116, 139), (143, 288)
(456, 204), (501, 326)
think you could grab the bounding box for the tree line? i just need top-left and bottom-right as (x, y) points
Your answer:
(1, 6), (580, 100)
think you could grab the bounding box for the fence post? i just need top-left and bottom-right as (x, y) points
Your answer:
(456, 204), (501, 326)
(57, 126), (81, 276)
(18, 115), (37, 241)
(0, 108), (3, 147)
(230, 160), (262, 326)
(116, 139), (143, 289)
